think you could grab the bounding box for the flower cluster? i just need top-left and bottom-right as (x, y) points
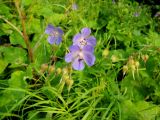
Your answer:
(45, 25), (96, 71)
(65, 28), (96, 70)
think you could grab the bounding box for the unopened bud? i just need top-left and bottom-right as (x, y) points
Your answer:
(40, 63), (48, 73)
(142, 54), (149, 63)
(63, 75), (69, 81)
(63, 68), (69, 75)
(134, 61), (140, 68)
(102, 48), (109, 57)
(128, 56), (135, 66)
(131, 65), (136, 80)
(65, 79), (74, 91)
(48, 65), (55, 73)
(56, 68), (62, 75)
(123, 65), (128, 76)
(111, 55), (118, 62)
(131, 65), (136, 71)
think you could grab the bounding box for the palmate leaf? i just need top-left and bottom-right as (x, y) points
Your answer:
(120, 100), (160, 120)
(9, 31), (26, 48)
(0, 46), (27, 67)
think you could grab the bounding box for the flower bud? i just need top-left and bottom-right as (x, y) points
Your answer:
(142, 54), (149, 63)
(56, 68), (62, 75)
(63, 75), (70, 81)
(131, 64), (136, 71)
(102, 48), (109, 57)
(131, 65), (136, 80)
(63, 67), (69, 75)
(40, 63), (48, 73)
(123, 65), (128, 76)
(48, 65), (55, 74)
(128, 56), (135, 66)
(65, 79), (74, 91)
(134, 61), (140, 68)
(111, 55), (118, 62)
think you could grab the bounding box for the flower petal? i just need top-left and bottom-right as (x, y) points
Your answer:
(81, 27), (91, 37)
(45, 24), (55, 34)
(48, 36), (56, 44)
(83, 52), (95, 66)
(65, 52), (73, 63)
(56, 27), (63, 35)
(55, 36), (62, 45)
(72, 58), (85, 70)
(86, 36), (96, 46)
(69, 45), (80, 52)
(73, 33), (81, 43)
(82, 45), (94, 53)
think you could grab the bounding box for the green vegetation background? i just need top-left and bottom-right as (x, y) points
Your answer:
(0, 0), (160, 119)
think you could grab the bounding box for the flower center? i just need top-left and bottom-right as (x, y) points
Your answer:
(51, 30), (59, 37)
(79, 37), (87, 46)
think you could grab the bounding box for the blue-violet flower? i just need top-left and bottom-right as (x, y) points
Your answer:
(65, 45), (95, 70)
(73, 27), (96, 48)
(72, 3), (78, 10)
(45, 24), (63, 45)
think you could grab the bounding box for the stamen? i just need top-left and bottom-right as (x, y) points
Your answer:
(52, 30), (59, 37)
(80, 39), (87, 46)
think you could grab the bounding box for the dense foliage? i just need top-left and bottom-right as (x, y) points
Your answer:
(0, 0), (160, 119)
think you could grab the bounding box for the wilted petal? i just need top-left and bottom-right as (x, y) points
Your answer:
(86, 36), (96, 46)
(72, 58), (85, 70)
(83, 52), (95, 66)
(69, 45), (80, 52)
(81, 28), (91, 37)
(73, 33), (81, 43)
(45, 24), (55, 34)
(65, 53), (73, 63)
(55, 37), (62, 45)
(83, 45), (94, 53)
(48, 36), (56, 44)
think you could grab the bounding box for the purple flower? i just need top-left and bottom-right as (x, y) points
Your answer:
(73, 27), (96, 48)
(45, 24), (63, 45)
(65, 45), (95, 70)
(133, 12), (140, 17)
(72, 3), (78, 10)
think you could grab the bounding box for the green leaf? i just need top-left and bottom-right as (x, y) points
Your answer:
(0, 59), (8, 74)
(0, 46), (28, 67)
(8, 71), (27, 88)
(10, 31), (26, 48)
(135, 101), (160, 120)
(22, 0), (32, 6)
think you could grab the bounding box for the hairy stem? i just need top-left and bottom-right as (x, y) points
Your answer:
(14, 0), (34, 62)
